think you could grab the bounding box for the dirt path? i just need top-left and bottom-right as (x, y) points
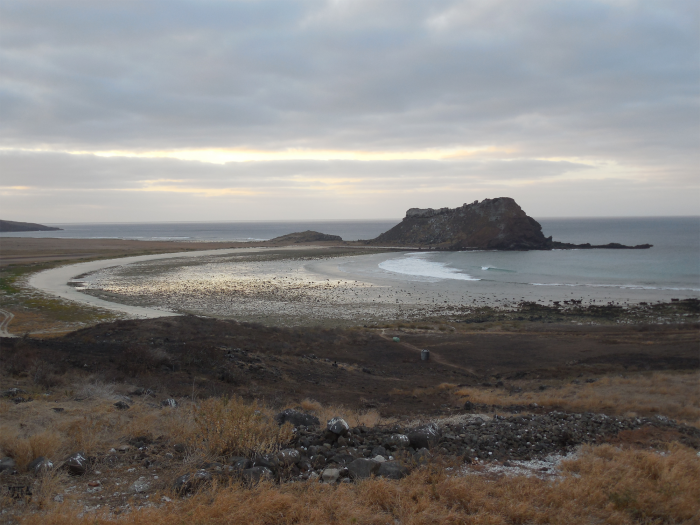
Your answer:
(0, 308), (16, 338)
(377, 330), (475, 375)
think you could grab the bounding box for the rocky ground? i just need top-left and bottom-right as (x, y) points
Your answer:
(2, 398), (698, 516)
(1, 314), (698, 521)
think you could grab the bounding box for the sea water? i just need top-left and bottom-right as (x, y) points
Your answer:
(0, 220), (398, 242)
(374, 217), (700, 293)
(4, 217), (698, 295)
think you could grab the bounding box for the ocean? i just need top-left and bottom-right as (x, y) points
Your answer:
(4, 217), (699, 294)
(0, 220), (398, 242)
(374, 217), (700, 293)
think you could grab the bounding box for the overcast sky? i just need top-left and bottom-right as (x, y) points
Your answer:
(1, 0), (697, 222)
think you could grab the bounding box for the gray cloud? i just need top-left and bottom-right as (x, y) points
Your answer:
(0, 1), (698, 220)
(2, 150), (696, 222)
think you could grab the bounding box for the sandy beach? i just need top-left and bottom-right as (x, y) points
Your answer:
(52, 247), (699, 326)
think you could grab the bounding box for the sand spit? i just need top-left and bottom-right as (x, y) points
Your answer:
(28, 246), (335, 319)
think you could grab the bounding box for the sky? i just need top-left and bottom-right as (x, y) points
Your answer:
(1, 0), (698, 222)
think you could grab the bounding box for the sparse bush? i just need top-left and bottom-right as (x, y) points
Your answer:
(189, 396), (294, 457)
(76, 381), (117, 401)
(296, 398), (387, 428)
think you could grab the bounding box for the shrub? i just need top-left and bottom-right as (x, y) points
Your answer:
(190, 396), (294, 457)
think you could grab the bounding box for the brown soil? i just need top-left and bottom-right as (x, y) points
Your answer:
(3, 317), (697, 418)
(0, 237), (355, 267)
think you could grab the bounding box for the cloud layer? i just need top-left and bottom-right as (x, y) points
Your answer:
(1, 0), (698, 220)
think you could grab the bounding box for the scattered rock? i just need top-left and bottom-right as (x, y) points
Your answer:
(130, 388), (156, 397)
(408, 423), (441, 450)
(278, 449), (301, 466)
(347, 458), (380, 480)
(383, 434), (410, 449)
(254, 454), (279, 470)
(28, 456), (53, 476)
(1, 388), (26, 398)
(321, 468), (340, 483)
(327, 417), (350, 435)
(0, 457), (17, 474)
(274, 409), (320, 428)
(242, 466), (273, 483)
(64, 452), (89, 476)
(173, 470), (212, 494)
(130, 479), (151, 493)
(377, 461), (409, 480)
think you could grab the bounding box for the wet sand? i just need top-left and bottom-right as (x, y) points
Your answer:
(28, 246), (332, 319)
(64, 248), (698, 326)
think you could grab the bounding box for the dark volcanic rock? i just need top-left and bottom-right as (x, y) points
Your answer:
(377, 461), (409, 479)
(64, 452), (89, 476)
(369, 198), (552, 250)
(174, 469), (212, 493)
(552, 241), (652, 250)
(28, 456), (53, 476)
(368, 198), (651, 250)
(269, 230), (343, 243)
(327, 417), (350, 435)
(347, 458), (380, 479)
(408, 423), (441, 450)
(0, 457), (16, 473)
(275, 409), (320, 428)
(242, 466), (273, 483)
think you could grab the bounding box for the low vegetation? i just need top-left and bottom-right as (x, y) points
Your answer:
(453, 371), (700, 427)
(0, 371), (698, 523)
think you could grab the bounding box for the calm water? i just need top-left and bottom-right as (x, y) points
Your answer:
(376, 217), (700, 292)
(0, 220), (398, 242)
(3, 217), (698, 292)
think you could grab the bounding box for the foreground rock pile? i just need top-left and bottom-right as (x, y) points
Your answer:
(3, 409), (698, 502)
(170, 410), (699, 492)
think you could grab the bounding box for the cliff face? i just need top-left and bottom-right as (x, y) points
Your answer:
(371, 198), (552, 250)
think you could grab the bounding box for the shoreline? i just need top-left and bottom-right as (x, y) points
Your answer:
(63, 248), (700, 327)
(26, 246), (335, 319)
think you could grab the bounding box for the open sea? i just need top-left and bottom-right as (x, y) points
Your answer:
(3, 217), (699, 295)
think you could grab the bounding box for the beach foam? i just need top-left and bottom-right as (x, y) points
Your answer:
(378, 253), (479, 281)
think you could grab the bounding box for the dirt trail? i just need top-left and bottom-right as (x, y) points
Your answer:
(378, 330), (475, 375)
(0, 308), (16, 338)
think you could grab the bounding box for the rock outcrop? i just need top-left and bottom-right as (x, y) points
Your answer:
(0, 220), (62, 232)
(368, 198), (652, 251)
(269, 230), (342, 243)
(370, 198), (552, 250)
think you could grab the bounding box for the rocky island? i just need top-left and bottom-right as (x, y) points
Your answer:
(269, 230), (343, 243)
(0, 219), (62, 232)
(368, 197), (652, 250)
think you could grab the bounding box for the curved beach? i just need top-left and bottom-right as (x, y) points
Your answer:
(28, 246), (322, 319)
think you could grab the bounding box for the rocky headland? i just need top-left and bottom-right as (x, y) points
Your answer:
(367, 198), (652, 251)
(0, 219), (62, 232)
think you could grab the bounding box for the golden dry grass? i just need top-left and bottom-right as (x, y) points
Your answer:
(298, 398), (389, 428)
(15, 443), (700, 525)
(454, 371), (700, 427)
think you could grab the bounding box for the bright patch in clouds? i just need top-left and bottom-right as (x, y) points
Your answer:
(0, 0), (697, 220)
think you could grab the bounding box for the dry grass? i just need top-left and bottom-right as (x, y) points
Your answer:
(298, 398), (388, 428)
(16, 443), (700, 525)
(188, 396), (294, 457)
(455, 371), (700, 427)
